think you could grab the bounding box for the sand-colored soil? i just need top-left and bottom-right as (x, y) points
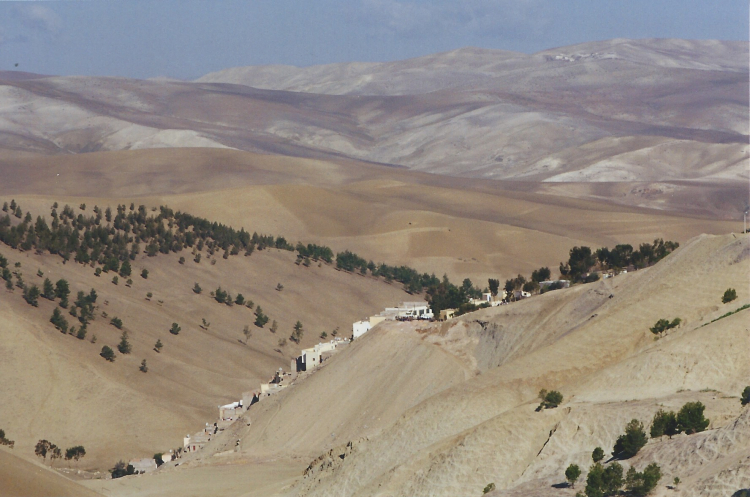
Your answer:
(0, 147), (742, 284)
(179, 233), (749, 497)
(0, 449), (103, 497)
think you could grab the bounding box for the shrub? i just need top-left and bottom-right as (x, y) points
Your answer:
(565, 463), (581, 488)
(154, 339), (163, 352)
(112, 276), (119, 285)
(676, 401), (709, 434)
(741, 386), (750, 406)
(110, 317), (123, 329)
(193, 282), (202, 294)
(111, 460), (135, 479)
(170, 323), (181, 335)
(612, 419), (648, 459)
(276, 283), (284, 291)
(537, 389), (563, 410)
(625, 463), (661, 496)
(141, 269), (149, 279)
(100, 346), (116, 362)
(482, 482), (495, 494)
(592, 447), (604, 463)
(139, 359), (148, 373)
(235, 293), (245, 305)
(179, 256), (185, 265)
(649, 317), (681, 336)
(722, 288), (737, 303)
(0, 429), (14, 447)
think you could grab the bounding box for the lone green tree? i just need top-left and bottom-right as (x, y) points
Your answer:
(100, 345), (116, 362)
(676, 401), (710, 434)
(117, 331), (132, 354)
(170, 322), (181, 335)
(565, 463), (581, 488)
(290, 321), (304, 343)
(741, 386), (750, 406)
(154, 339), (163, 353)
(612, 419), (648, 459)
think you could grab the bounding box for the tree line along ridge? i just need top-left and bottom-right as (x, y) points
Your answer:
(0, 198), (679, 320)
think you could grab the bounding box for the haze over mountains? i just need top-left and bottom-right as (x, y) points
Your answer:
(0, 38), (747, 184)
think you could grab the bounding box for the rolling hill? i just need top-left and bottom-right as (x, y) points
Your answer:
(0, 39), (746, 186)
(100, 232), (749, 497)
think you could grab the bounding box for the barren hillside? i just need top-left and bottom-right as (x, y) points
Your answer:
(0, 202), (412, 469)
(0, 449), (103, 497)
(0, 39), (746, 185)
(126, 233), (750, 497)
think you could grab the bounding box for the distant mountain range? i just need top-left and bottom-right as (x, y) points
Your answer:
(0, 38), (747, 182)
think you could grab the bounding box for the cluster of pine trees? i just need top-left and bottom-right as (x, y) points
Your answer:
(559, 240), (679, 283)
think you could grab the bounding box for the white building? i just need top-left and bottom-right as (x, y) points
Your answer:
(294, 339), (347, 372)
(353, 320), (371, 338)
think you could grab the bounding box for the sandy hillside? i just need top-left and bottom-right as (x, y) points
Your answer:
(0, 449), (103, 497)
(0, 210), (412, 471)
(0, 39), (746, 182)
(144, 232), (750, 497)
(0, 148), (742, 284)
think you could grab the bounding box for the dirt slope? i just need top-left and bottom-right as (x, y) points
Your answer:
(0, 231), (409, 469)
(175, 233), (749, 497)
(0, 449), (103, 497)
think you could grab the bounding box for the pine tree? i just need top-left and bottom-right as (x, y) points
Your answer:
(154, 339), (163, 352)
(139, 359), (148, 373)
(612, 419), (648, 459)
(50, 308), (68, 333)
(100, 346), (116, 362)
(117, 331), (131, 354)
(42, 278), (55, 300)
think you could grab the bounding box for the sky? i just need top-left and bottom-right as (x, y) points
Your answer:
(0, 0), (747, 80)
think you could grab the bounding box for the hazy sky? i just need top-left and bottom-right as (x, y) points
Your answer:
(0, 0), (747, 79)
